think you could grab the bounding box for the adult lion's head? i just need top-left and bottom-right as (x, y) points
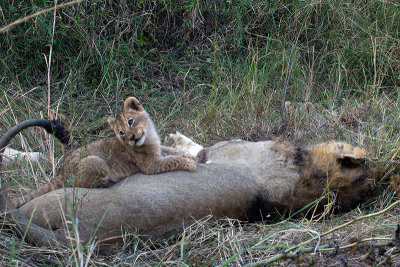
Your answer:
(290, 141), (376, 216)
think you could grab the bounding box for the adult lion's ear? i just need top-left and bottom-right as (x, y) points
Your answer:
(124, 97), (143, 112)
(337, 156), (365, 167)
(107, 117), (117, 129)
(390, 175), (400, 197)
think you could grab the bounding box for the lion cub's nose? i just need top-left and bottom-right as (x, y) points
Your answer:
(130, 134), (136, 141)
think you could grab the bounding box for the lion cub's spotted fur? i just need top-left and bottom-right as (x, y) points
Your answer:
(12, 97), (196, 208)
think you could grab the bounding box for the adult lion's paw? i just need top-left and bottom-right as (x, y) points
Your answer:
(196, 148), (211, 164)
(164, 132), (203, 158)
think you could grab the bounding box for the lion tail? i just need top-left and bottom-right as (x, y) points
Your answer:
(0, 119), (71, 171)
(0, 119), (71, 208)
(0, 119), (71, 154)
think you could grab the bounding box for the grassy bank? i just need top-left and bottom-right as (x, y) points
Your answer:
(1, 0), (400, 265)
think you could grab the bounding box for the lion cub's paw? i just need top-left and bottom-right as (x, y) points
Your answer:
(179, 155), (197, 172)
(184, 159), (197, 172)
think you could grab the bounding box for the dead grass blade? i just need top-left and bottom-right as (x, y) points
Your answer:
(0, 0), (83, 33)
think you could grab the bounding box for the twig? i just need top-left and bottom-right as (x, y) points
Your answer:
(377, 251), (400, 266)
(288, 199), (400, 252)
(278, 37), (298, 134)
(247, 237), (393, 266)
(281, 42), (296, 116)
(249, 199), (400, 266)
(44, 0), (57, 177)
(0, 0), (83, 33)
(0, 247), (37, 267)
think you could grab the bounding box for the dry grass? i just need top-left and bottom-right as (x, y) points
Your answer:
(1, 89), (399, 266)
(1, 0), (400, 265)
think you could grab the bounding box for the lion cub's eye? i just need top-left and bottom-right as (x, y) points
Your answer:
(119, 130), (125, 136)
(127, 119), (134, 126)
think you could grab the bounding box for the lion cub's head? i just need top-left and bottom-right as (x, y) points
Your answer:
(108, 97), (151, 147)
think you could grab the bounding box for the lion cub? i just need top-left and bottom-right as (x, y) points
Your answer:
(11, 97), (196, 208)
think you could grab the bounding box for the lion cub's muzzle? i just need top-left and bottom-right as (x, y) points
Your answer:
(128, 131), (146, 146)
(129, 134), (137, 141)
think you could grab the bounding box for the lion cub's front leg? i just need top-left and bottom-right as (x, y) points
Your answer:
(160, 145), (180, 156)
(160, 145), (196, 161)
(141, 154), (197, 174)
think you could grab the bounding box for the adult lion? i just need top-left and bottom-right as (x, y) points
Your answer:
(0, 132), (376, 248)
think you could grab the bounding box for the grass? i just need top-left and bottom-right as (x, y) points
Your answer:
(1, 0), (400, 265)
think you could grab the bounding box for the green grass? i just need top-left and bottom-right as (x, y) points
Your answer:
(1, 0), (400, 265)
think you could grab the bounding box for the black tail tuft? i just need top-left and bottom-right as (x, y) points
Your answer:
(42, 120), (72, 147)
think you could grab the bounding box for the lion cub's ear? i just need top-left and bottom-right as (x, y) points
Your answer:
(107, 117), (117, 130)
(124, 97), (144, 112)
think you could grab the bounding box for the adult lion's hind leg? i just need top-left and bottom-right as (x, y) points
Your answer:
(1, 182), (69, 246)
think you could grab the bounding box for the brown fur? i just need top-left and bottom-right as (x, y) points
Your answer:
(0, 133), (377, 247)
(195, 139), (376, 219)
(188, 138), (376, 218)
(11, 97), (196, 208)
(278, 141), (375, 216)
(391, 175), (400, 197)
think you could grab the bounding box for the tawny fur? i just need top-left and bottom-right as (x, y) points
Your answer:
(10, 97), (196, 208)
(0, 133), (377, 247)
(169, 135), (375, 216)
(273, 140), (375, 215)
